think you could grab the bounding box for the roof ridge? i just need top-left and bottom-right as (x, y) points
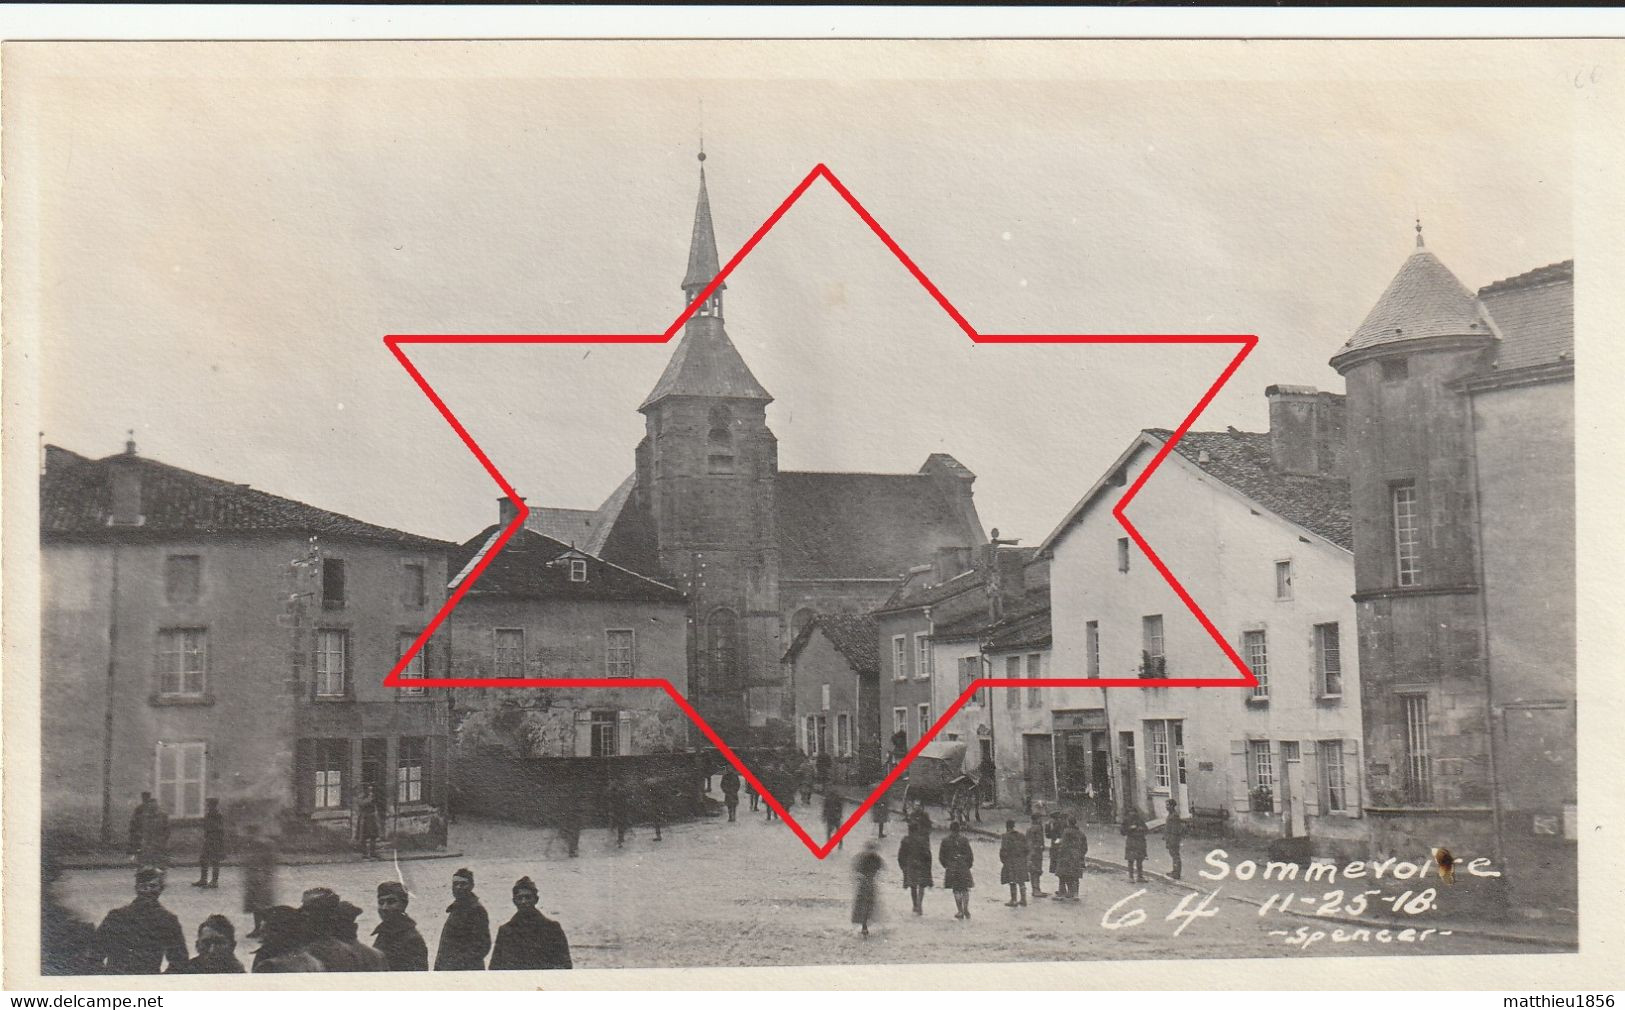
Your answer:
(1478, 259), (1574, 296)
(779, 469), (934, 479)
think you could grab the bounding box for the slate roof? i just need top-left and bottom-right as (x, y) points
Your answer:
(1332, 248), (1498, 361)
(450, 525), (684, 603)
(638, 318), (771, 410)
(775, 471), (984, 580)
(983, 602), (1052, 652)
(682, 165), (726, 296)
(523, 507), (599, 548)
(877, 565), (985, 614)
(40, 445), (452, 550)
(1144, 429), (1353, 551)
(784, 612), (881, 673)
(1478, 260), (1574, 371)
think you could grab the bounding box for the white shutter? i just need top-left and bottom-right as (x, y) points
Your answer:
(1229, 740), (1250, 813)
(1343, 738), (1361, 817)
(573, 711), (593, 757)
(617, 711), (633, 756)
(1304, 741), (1321, 818)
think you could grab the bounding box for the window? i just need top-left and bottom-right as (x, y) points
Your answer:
(321, 557), (346, 609)
(1244, 630), (1269, 699)
(1314, 623), (1343, 697)
(312, 739), (346, 810)
(917, 703), (932, 740)
(1249, 740), (1276, 813)
(891, 636), (908, 681)
(1148, 720), (1171, 790)
(397, 737), (425, 804)
(315, 630), (348, 698)
(154, 741), (206, 819)
(837, 713), (852, 757)
(1141, 615), (1165, 677)
(1392, 482), (1421, 587)
(707, 609), (739, 688)
(605, 629), (635, 678)
(401, 563), (426, 607)
(805, 714), (828, 755)
(892, 707), (907, 737)
(1026, 653), (1042, 707)
(914, 634), (932, 680)
(821, 683), (831, 711)
(569, 559), (588, 583)
(1381, 357), (1409, 381)
(157, 628), (207, 697)
(1005, 655), (1021, 708)
(1086, 621), (1100, 678)
(164, 555), (201, 604)
(1275, 560), (1293, 601)
(1117, 537), (1131, 573)
(494, 628), (525, 679)
(1318, 740), (1346, 814)
(397, 633), (426, 697)
(590, 711), (619, 758)
(1403, 695), (1433, 803)
(958, 655), (982, 706)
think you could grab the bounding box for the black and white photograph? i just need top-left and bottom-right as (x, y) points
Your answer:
(2, 32), (1618, 991)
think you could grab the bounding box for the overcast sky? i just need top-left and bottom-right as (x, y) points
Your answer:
(11, 41), (1575, 546)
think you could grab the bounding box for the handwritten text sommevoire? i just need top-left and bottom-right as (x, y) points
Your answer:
(1198, 849), (1502, 883)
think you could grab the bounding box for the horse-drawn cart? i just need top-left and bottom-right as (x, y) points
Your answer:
(900, 739), (981, 825)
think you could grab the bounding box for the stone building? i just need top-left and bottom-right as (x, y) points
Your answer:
(1329, 235), (1574, 907)
(1036, 396), (1367, 856)
(560, 156), (986, 747)
(40, 442), (454, 853)
(982, 603), (1053, 813)
(783, 613), (882, 783)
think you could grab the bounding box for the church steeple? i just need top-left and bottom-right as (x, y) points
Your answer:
(682, 151), (725, 319)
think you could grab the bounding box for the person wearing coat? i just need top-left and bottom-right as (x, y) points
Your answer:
(241, 824), (279, 939)
(372, 880), (428, 971)
(872, 791), (891, 838)
(851, 841), (885, 937)
(822, 789), (846, 849)
(1121, 807), (1149, 883)
(1025, 813), (1048, 897)
(1163, 798), (1185, 880)
(251, 906), (325, 973)
(998, 820), (1030, 907)
(1055, 815), (1089, 900)
(298, 889), (387, 972)
(165, 915), (246, 974)
(938, 821), (976, 920)
(720, 768), (741, 823)
(434, 868), (491, 971)
(489, 877), (572, 971)
(194, 798), (226, 888)
(90, 867), (189, 974)
(897, 825), (934, 915)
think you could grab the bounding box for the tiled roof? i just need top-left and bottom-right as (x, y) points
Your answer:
(1478, 260), (1574, 371)
(450, 526), (684, 603)
(523, 507), (599, 548)
(40, 445), (452, 550)
(1333, 249), (1497, 361)
(1144, 429), (1353, 551)
(983, 602), (1052, 652)
(775, 471), (984, 580)
(785, 612), (882, 673)
(637, 318), (771, 410)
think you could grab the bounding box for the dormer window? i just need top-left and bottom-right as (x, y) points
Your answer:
(570, 559), (588, 583)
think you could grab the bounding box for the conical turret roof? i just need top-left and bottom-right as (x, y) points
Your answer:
(682, 164), (725, 296)
(1332, 247), (1497, 364)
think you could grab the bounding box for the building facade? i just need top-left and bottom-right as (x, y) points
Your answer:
(1038, 400), (1367, 856)
(41, 443), (453, 853)
(983, 605), (1053, 813)
(1330, 240), (1575, 907)
(784, 614), (881, 783)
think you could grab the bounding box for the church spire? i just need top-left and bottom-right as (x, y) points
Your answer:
(682, 150), (725, 319)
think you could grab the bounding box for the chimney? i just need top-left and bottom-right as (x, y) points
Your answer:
(108, 435), (143, 526)
(1265, 385), (1347, 478)
(497, 495), (527, 527)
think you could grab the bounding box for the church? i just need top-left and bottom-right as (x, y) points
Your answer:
(529, 155), (989, 747)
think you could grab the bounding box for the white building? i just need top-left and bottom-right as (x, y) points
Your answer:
(1035, 387), (1367, 857)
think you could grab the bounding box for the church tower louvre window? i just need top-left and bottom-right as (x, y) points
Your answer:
(708, 405), (735, 474)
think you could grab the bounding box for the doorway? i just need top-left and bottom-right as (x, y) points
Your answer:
(1089, 733), (1113, 822)
(1119, 731), (1138, 817)
(979, 737), (997, 805)
(1024, 734), (1056, 807)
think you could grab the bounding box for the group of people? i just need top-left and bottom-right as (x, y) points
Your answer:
(53, 863), (574, 975)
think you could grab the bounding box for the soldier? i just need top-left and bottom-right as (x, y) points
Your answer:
(1055, 814), (1088, 901)
(489, 876), (572, 971)
(1121, 806), (1149, 884)
(299, 888), (387, 972)
(166, 915), (246, 974)
(433, 868), (491, 971)
(193, 798), (225, 888)
(1026, 812), (1048, 897)
(607, 779), (631, 848)
(89, 867), (188, 974)
(897, 823), (934, 916)
(355, 784), (383, 860)
(822, 789), (845, 849)
(999, 819), (1029, 907)
(720, 766), (741, 823)
(1163, 798), (1185, 880)
(939, 821), (976, 920)
(371, 880), (428, 971)
(137, 798), (170, 870)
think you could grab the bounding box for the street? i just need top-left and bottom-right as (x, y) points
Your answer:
(54, 809), (1558, 971)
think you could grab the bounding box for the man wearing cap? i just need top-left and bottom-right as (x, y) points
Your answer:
(299, 887), (387, 972)
(434, 868), (491, 971)
(89, 867), (189, 974)
(372, 881), (428, 971)
(166, 914), (246, 974)
(489, 876), (572, 971)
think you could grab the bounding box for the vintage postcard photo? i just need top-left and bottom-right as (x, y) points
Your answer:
(3, 36), (1619, 989)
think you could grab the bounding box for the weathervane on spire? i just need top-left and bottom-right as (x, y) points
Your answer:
(1415, 217), (1425, 249)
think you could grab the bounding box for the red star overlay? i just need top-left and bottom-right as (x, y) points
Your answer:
(383, 163), (1259, 858)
